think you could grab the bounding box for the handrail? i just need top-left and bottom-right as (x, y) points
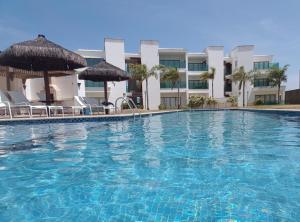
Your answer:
(114, 96), (141, 116)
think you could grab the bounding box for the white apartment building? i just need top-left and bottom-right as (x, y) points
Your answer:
(1, 38), (285, 109)
(75, 39), (285, 109)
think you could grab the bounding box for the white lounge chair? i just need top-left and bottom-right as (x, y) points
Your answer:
(0, 90), (30, 118)
(0, 93), (12, 119)
(82, 97), (104, 114)
(36, 92), (64, 117)
(7, 91), (47, 117)
(71, 96), (87, 116)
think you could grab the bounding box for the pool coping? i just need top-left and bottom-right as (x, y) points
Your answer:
(232, 107), (300, 115)
(1, 108), (299, 125)
(0, 110), (182, 125)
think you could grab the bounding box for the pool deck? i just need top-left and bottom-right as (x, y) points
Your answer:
(236, 107), (300, 114)
(0, 110), (182, 125)
(1, 108), (299, 125)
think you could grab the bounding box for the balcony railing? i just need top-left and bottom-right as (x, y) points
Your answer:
(254, 61), (279, 70)
(188, 80), (208, 89)
(85, 80), (104, 88)
(160, 80), (186, 89)
(159, 60), (186, 69)
(269, 62), (279, 69)
(188, 63), (208, 71)
(254, 78), (271, 87)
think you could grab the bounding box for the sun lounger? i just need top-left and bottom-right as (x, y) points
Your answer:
(0, 90), (30, 117)
(82, 97), (104, 114)
(7, 91), (48, 117)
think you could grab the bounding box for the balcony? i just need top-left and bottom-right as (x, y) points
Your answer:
(188, 80), (208, 89)
(254, 61), (279, 70)
(159, 60), (186, 69)
(254, 78), (271, 87)
(160, 80), (186, 89)
(270, 62), (279, 69)
(85, 80), (104, 88)
(188, 63), (208, 71)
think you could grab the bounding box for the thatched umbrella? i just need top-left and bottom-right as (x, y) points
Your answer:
(0, 34), (86, 105)
(78, 60), (129, 112)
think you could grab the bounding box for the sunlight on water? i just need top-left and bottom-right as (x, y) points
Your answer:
(0, 111), (300, 221)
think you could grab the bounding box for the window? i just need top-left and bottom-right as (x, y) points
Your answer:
(255, 94), (276, 104)
(159, 60), (186, 69)
(161, 97), (181, 108)
(85, 81), (104, 88)
(85, 58), (104, 87)
(254, 61), (270, 70)
(188, 63), (208, 71)
(254, 78), (270, 87)
(188, 80), (208, 89)
(86, 58), (103, 66)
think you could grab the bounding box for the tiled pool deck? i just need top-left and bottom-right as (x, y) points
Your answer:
(0, 108), (299, 125)
(0, 110), (182, 125)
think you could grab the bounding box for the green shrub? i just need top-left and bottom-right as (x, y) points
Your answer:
(159, 104), (167, 110)
(206, 97), (217, 107)
(227, 96), (237, 107)
(255, 99), (264, 105)
(188, 96), (206, 108)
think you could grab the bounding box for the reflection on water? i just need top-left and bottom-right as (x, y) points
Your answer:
(0, 111), (300, 221)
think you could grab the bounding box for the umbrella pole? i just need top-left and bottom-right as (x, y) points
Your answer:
(104, 81), (109, 114)
(43, 71), (51, 109)
(6, 75), (11, 91)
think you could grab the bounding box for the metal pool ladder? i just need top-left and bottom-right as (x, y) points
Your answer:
(114, 96), (141, 118)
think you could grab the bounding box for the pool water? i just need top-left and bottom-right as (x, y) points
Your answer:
(0, 111), (300, 221)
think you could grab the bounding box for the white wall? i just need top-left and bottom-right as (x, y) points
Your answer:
(206, 46), (224, 99)
(26, 75), (78, 103)
(104, 38), (126, 103)
(140, 40), (160, 110)
(77, 78), (86, 97)
(230, 45), (254, 107)
(26, 79), (45, 101)
(51, 75), (78, 100)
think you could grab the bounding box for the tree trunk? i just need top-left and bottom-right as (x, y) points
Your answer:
(242, 81), (245, 107)
(212, 79), (214, 98)
(278, 83), (281, 104)
(104, 81), (109, 114)
(43, 71), (51, 106)
(177, 81), (180, 109)
(146, 78), (149, 110)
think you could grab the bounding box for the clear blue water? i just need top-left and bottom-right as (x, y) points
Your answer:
(0, 111), (300, 221)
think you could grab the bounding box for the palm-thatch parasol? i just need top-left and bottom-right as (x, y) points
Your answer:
(0, 34), (86, 105)
(78, 60), (129, 112)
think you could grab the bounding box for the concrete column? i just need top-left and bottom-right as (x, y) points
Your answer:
(206, 46), (224, 99)
(104, 38), (126, 104)
(140, 40), (160, 110)
(230, 45), (254, 107)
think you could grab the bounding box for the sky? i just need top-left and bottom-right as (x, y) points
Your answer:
(0, 0), (299, 90)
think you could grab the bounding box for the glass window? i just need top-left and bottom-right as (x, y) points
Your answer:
(160, 60), (186, 69)
(84, 58), (104, 88)
(254, 61), (270, 70)
(255, 94), (276, 104)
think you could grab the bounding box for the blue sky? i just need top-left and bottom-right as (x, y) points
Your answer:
(0, 0), (299, 89)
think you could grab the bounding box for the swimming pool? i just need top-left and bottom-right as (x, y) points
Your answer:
(0, 110), (299, 221)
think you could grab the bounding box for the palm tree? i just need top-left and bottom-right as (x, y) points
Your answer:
(128, 64), (159, 110)
(268, 65), (289, 104)
(160, 67), (181, 109)
(200, 67), (215, 97)
(232, 66), (254, 107)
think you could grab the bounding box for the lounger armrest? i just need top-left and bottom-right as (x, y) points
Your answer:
(15, 102), (29, 106)
(2, 101), (11, 107)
